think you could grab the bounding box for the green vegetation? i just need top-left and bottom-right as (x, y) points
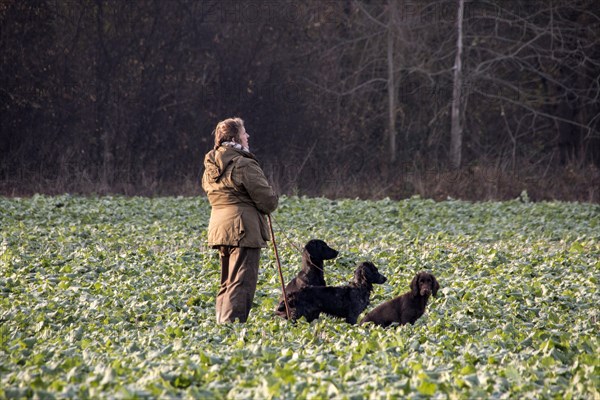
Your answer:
(1, 195), (598, 399)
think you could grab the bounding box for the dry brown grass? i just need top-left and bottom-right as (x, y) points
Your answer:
(1, 162), (598, 202)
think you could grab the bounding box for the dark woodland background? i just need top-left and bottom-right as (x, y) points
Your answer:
(1, 0), (599, 201)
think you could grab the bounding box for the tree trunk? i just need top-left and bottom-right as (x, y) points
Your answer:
(387, 1), (397, 163)
(450, 0), (465, 169)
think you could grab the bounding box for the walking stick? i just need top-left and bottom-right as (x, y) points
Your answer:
(267, 214), (291, 320)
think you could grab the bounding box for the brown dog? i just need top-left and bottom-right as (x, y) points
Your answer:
(360, 272), (439, 327)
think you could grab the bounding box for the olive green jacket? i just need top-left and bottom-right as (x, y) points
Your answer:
(202, 146), (278, 248)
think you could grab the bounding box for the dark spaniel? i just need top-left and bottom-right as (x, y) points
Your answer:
(287, 261), (387, 324)
(276, 239), (338, 317)
(360, 272), (439, 327)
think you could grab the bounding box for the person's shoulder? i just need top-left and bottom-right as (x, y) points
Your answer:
(235, 152), (260, 167)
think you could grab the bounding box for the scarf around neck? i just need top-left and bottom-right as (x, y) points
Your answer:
(222, 141), (250, 153)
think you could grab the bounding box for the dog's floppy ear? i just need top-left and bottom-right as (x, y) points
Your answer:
(364, 262), (377, 282)
(410, 273), (419, 296)
(432, 274), (440, 297)
(355, 262), (369, 284)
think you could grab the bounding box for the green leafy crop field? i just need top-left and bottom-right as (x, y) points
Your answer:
(1, 195), (598, 399)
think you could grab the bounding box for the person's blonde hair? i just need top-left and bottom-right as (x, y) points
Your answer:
(213, 117), (244, 149)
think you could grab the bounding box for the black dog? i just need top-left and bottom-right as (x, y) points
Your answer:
(276, 239), (338, 317)
(360, 272), (439, 327)
(287, 261), (387, 324)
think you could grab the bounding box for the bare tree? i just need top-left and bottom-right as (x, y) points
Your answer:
(463, 0), (600, 168)
(303, 0), (436, 164)
(450, 0), (465, 169)
(387, 1), (398, 163)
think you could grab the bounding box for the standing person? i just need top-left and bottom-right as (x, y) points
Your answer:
(202, 117), (278, 323)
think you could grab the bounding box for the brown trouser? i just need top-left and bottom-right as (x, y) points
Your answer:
(216, 246), (261, 323)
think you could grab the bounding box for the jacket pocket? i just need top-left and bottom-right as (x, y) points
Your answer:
(207, 208), (245, 247)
